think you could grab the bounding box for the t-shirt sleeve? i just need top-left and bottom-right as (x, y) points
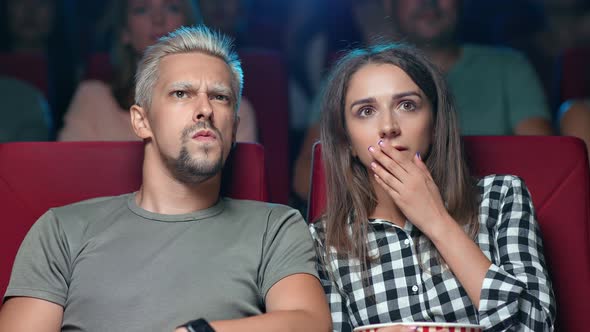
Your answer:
(258, 206), (319, 299)
(504, 50), (551, 130)
(3, 210), (71, 306)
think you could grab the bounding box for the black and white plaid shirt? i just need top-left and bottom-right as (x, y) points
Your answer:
(309, 175), (556, 332)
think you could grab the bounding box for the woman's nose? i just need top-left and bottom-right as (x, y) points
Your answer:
(379, 113), (400, 138)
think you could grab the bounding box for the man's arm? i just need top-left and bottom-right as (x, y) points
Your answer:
(514, 117), (554, 135)
(0, 297), (63, 332)
(176, 273), (331, 332)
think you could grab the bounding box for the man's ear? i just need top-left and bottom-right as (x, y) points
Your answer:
(130, 104), (153, 140)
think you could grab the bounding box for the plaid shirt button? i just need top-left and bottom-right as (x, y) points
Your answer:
(411, 285), (419, 293)
(404, 239), (410, 246)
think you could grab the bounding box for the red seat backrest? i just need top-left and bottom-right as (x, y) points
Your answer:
(0, 53), (48, 96)
(0, 141), (267, 299)
(308, 136), (590, 332)
(84, 50), (290, 203)
(239, 49), (290, 204)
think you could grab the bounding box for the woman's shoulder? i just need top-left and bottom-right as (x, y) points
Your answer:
(477, 174), (531, 201)
(308, 219), (327, 244)
(75, 79), (112, 95)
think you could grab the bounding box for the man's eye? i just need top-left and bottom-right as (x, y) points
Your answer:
(214, 95), (229, 101)
(174, 91), (186, 98)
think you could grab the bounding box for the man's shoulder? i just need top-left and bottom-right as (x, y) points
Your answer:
(222, 198), (305, 226)
(462, 44), (528, 66)
(50, 193), (132, 221)
(223, 198), (299, 215)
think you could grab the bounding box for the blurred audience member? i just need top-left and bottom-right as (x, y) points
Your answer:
(385, 0), (554, 135)
(199, 0), (247, 46)
(0, 78), (51, 142)
(59, 0), (257, 142)
(0, 0), (77, 135)
(558, 99), (590, 162)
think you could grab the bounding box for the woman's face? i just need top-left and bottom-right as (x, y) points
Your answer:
(344, 63), (434, 170)
(123, 0), (189, 54)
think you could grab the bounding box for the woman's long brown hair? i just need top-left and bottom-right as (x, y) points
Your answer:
(319, 44), (479, 275)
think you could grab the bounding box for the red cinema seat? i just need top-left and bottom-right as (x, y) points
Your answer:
(239, 49), (291, 204)
(0, 141), (268, 300)
(308, 136), (590, 332)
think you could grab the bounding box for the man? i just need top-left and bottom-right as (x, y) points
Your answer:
(0, 26), (331, 332)
(384, 0), (554, 136)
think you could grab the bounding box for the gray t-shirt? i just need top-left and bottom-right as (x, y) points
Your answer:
(5, 194), (318, 331)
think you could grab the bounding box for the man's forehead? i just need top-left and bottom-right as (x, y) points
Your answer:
(157, 53), (233, 83)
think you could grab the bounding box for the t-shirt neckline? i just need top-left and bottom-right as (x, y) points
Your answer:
(126, 193), (226, 223)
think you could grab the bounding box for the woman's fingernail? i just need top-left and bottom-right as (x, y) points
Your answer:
(368, 146), (375, 152)
(378, 139), (384, 146)
(370, 162), (376, 169)
(406, 327), (418, 332)
(416, 152), (421, 159)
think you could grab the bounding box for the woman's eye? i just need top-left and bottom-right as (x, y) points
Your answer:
(358, 107), (375, 117)
(400, 101), (416, 112)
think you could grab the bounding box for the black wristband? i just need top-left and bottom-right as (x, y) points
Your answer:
(178, 318), (215, 332)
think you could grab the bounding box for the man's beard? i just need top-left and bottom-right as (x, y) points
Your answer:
(165, 121), (224, 185)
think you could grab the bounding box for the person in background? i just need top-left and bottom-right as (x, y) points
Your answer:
(310, 43), (555, 332)
(59, 0), (257, 142)
(0, 0), (77, 135)
(0, 77), (51, 142)
(385, 0), (554, 136)
(198, 0), (249, 47)
(0, 25), (330, 332)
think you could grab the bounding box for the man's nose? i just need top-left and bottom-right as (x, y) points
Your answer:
(193, 94), (213, 122)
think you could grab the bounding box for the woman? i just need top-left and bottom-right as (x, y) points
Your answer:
(309, 44), (555, 331)
(59, 0), (257, 142)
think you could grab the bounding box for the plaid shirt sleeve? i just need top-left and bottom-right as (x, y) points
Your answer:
(309, 223), (354, 332)
(478, 176), (556, 331)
